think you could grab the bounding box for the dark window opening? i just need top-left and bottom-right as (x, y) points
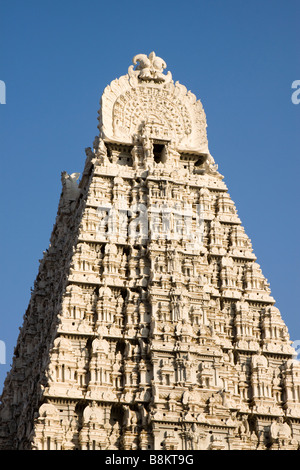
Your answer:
(153, 144), (167, 164)
(195, 155), (207, 166)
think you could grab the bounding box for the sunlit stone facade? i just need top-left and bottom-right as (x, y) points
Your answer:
(0, 52), (300, 450)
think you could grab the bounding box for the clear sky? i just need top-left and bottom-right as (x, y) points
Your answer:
(0, 0), (299, 393)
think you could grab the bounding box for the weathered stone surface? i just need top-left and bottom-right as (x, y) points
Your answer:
(0, 53), (299, 450)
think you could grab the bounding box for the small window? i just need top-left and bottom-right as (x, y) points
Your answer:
(153, 144), (167, 164)
(195, 154), (207, 167)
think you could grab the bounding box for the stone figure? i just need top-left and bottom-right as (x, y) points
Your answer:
(61, 171), (80, 203)
(133, 51), (167, 82)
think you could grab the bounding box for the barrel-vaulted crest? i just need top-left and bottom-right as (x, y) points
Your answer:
(99, 52), (209, 154)
(0, 53), (299, 451)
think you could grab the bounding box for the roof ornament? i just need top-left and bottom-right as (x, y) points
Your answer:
(130, 51), (172, 84)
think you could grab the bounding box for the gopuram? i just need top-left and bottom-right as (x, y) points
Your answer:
(0, 52), (299, 450)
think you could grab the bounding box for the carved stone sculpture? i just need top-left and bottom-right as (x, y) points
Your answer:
(0, 52), (299, 451)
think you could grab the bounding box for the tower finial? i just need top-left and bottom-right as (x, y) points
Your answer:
(132, 51), (168, 83)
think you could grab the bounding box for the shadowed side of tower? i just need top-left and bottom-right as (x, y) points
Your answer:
(0, 52), (300, 450)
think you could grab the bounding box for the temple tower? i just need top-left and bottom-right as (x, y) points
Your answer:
(0, 52), (300, 450)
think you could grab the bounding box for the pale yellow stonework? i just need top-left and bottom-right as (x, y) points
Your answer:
(0, 53), (299, 450)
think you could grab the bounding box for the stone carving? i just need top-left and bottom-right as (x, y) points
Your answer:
(0, 52), (299, 452)
(99, 52), (208, 153)
(60, 171), (80, 210)
(269, 417), (295, 449)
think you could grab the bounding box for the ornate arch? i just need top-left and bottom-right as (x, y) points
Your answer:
(98, 52), (209, 153)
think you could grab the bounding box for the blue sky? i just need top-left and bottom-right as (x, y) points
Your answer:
(0, 0), (299, 392)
